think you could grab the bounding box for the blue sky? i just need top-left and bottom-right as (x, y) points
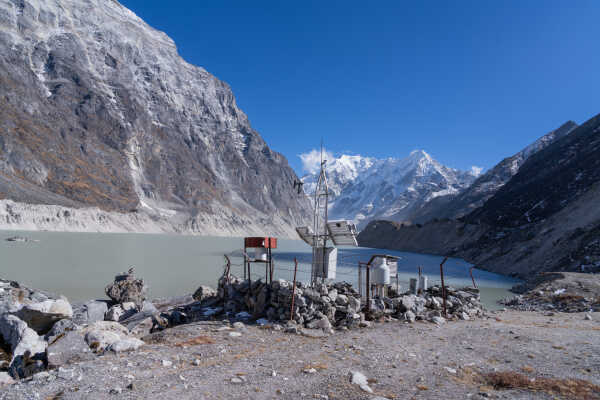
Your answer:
(120, 0), (600, 174)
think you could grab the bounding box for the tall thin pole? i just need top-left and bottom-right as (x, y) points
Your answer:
(440, 257), (448, 318)
(290, 258), (298, 321)
(469, 266), (477, 289)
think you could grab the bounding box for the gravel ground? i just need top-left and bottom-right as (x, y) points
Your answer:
(1, 311), (599, 400)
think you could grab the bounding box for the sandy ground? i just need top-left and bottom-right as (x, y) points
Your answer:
(1, 310), (599, 400)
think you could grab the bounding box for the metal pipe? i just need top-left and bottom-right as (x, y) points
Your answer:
(440, 257), (448, 318)
(469, 266), (477, 289)
(290, 258), (298, 321)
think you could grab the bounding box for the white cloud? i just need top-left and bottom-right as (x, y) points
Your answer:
(299, 148), (335, 174)
(470, 166), (484, 176)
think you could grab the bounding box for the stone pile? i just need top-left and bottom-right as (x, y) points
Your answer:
(105, 267), (147, 307)
(152, 274), (485, 334)
(0, 270), (156, 383)
(500, 291), (600, 312)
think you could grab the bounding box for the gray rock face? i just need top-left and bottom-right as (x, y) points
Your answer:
(192, 286), (217, 303)
(44, 318), (77, 343)
(0, 314), (47, 379)
(0, 0), (311, 236)
(15, 298), (72, 334)
(47, 331), (94, 369)
(73, 300), (109, 325)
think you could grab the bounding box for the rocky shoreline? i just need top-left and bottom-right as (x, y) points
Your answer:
(0, 199), (303, 239)
(0, 267), (487, 385)
(499, 272), (600, 315)
(0, 269), (599, 399)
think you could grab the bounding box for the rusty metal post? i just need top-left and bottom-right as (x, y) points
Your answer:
(224, 255), (231, 283)
(269, 247), (274, 284)
(440, 257), (448, 318)
(365, 263), (371, 320)
(358, 262), (363, 299)
(243, 249), (247, 280)
(290, 258), (298, 321)
(469, 266), (478, 289)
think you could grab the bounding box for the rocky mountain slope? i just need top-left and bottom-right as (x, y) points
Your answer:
(358, 113), (600, 278)
(407, 121), (578, 223)
(301, 150), (479, 229)
(0, 0), (311, 236)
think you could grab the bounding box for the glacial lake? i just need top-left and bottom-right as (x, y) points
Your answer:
(0, 230), (519, 309)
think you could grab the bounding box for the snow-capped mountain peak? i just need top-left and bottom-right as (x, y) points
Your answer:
(300, 150), (477, 228)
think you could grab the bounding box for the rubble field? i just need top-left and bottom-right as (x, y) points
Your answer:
(0, 270), (599, 399)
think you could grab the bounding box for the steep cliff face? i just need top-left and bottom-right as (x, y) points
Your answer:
(466, 116), (599, 227)
(0, 0), (311, 236)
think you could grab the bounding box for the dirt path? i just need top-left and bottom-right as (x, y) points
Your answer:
(1, 311), (599, 399)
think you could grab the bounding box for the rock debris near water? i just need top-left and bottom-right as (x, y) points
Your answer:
(151, 270), (486, 334)
(0, 266), (486, 389)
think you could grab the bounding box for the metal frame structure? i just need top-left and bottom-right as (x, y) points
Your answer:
(243, 237), (277, 285)
(295, 143), (358, 286)
(357, 254), (400, 317)
(311, 154), (330, 285)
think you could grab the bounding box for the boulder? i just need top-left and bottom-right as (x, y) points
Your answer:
(45, 318), (78, 343)
(192, 286), (217, 302)
(73, 300), (109, 325)
(0, 315), (47, 379)
(82, 320), (137, 352)
(47, 331), (95, 368)
(15, 298), (73, 334)
(105, 269), (147, 306)
(107, 337), (144, 353)
(0, 371), (15, 386)
(104, 305), (124, 322)
(306, 317), (331, 331)
(347, 296), (361, 313)
(335, 294), (349, 306)
(85, 330), (121, 352)
(141, 300), (158, 314)
(398, 295), (416, 313)
(127, 316), (154, 337)
(104, 301), (137, 322)
(327, 289), (338, 303)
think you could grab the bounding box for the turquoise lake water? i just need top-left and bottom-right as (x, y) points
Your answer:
(0, 230), (519, 309)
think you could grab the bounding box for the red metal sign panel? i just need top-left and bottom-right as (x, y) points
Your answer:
(244, 237), (277, 249)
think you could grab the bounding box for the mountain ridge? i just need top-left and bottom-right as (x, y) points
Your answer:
(301, 150), (479, 229)
(358, 113), (600, 278)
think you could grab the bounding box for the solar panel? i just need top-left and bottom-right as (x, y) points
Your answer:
(295, 226), (316, 246)
(326, 220), (358, 246)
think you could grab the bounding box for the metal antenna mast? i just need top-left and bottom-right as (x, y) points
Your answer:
(295, 140), (358, 287)
(311, 142), (329, 285)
